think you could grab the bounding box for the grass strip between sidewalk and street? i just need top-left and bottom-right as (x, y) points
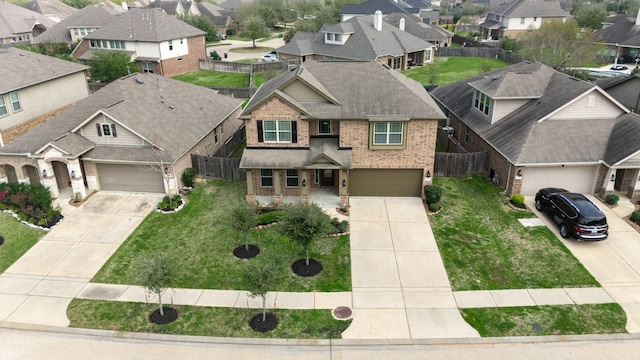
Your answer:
(429, 175), (599, 291)
(461, 303), (627, 337)
(67, 299), (351, 339)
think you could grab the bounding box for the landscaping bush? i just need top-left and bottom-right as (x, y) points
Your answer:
(0, 183), (61, 227)
(631, 210), (640, 224)
(256, 210), (281, 225)
(182, 168), (196, 187)
(606, 194), (619, 206)
(330, 218), (349, 234)
(429, 203), (440, 212)
(511, 194), (525, 206)
(157, 194), (182, 211)
(424, 185), (442, 204)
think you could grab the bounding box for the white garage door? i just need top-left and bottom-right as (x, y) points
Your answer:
(520, 166), (598, 195)
(97, 164), (165, 193)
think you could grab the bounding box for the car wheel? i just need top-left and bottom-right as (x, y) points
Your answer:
(559, 224), (569, 238)
(535, 199), (542, 211)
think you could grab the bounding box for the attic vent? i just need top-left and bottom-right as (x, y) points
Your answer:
(492, 75), (500, 80)
(136, 78), (144, 84)
(169, 105), (175, 110)
(19, 53), (25, 56)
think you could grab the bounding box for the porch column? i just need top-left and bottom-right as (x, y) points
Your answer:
(301, 170), (309, 204)
(245, 169), (256, 203)
(273, 170), (282, 204)
(339, 169), (348, 207)
(68, 159), (87, 199)
(604, 168), (617, 192)
(37, 159), (59, 199)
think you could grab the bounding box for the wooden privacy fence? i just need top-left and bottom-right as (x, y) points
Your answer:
(434, 151), (488, 177)
(199, 59), (298, 73)
(435, 47), (523, 64)
(191, 155), (244, 180)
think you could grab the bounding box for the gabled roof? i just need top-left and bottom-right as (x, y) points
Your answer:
(277, 15), (434, 60)
(0, 1), (55, 38)
(596, 74), (638, 90)
(196, 2), (232, 26)
(34, 5), (120, 44)
(219, 0), (253, 10)
(242, 61), (446, 122)
(384, 13), (453, 42)
(146, 0), (182, 14)
(468, 65), (553, 99)
(430, 62), (627, 165)
(0, 47), (88, 94)
(489, 0), (566, 18)
(23, 0), (77, 22)
(595, 14), (640, 46)
(604, 113), (640, 166)
(341, 0), (410, 15)
(240, 138), (352, 169)
(0, 73), (242, 164)
(84, 8), (205, 42)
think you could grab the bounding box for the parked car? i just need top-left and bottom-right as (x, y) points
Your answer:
(261, 53), (277, 62)
(611, 65), (628, 71)
(216, 32), (227, 40)
(535, 188), (608, 241)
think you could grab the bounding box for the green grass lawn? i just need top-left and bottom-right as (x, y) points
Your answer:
(0, 213), (45, 273)
(67, 299), (351, 339)
(429, 175), (599, 291)
(172, 70), (249, 87)
(402, 57), (509, 85)
(461, 303), (626, 337)
(92, 180), (351, 292)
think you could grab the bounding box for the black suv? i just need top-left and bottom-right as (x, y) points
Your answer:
(535, 188), (608, 241)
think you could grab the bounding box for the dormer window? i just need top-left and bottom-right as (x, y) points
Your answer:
(325, 32), (343, 44)
(473, 90), (491, 116)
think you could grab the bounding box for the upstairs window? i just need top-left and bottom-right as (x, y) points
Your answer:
(169, 40), (173, 50)
(373, 122), (403, 145)
(96, 123), (118, 137)
(318, 120), (331, 134)
(520, 17), (525, 24)
(257, 120), (297, 143)
(0, 96), (7, 116)
(9, 92), (20, 112)
(473, 90), (491, 116)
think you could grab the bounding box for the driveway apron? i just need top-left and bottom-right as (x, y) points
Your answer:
(0, 192), (162, 327)
(526, 196), (640, 333)
(342, 197), (479, 339)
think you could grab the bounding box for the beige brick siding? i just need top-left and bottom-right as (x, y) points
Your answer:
(246, 97), (308, 147)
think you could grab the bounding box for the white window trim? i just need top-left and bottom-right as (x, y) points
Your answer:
(318, 120), (331, 134)
(263, 120), (292, 143)
(100, 123), (113, 137)
(373, 122), (403, 145)
(9, 91), (21, 112)
(0, 95), (7, 117)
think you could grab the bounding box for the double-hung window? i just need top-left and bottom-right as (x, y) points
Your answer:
(474, 90), (491, 116)
(9, 92), (20, 112)
(96, 123), (118, 137)
(286, 169), (299, 187)
(373, 122), (403, 145)
(142, 62), (153, 73)
(0, 96), (7, 116)
(260, 169), (273, 187)
(263, 120), (291, 142)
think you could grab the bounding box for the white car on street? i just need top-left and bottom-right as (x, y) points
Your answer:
(261, 53), (277, 62)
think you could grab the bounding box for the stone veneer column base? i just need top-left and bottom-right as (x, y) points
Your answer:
(273, 195), (283, 204)
(300, 195), (310, 204)
(246, 194), (256, 204)
(339, 195), (349, 208)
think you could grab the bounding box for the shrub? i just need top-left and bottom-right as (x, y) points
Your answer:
(606, 194), (619, 206)
(631, 210), (640, 223)
(182, 168), (196, 187)
(172, 194), (181, 203)
(429, 203), (440, 212)
(330, 218), (349, 233)
(256, 210), (281, 225)
(511, 194), (525, 206)
(157, 201), (168, 209)
(424, 185), (442, 205)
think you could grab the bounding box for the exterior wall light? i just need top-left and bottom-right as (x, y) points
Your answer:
(70, 170), (75, 178)
(517, 169), (522, 177)
(302, 179), (306, 187)
(611, 174), (616, 182)
(342, 179), (346, 187)
(426, 170), (431, 178)
(42, 169), (47, 177)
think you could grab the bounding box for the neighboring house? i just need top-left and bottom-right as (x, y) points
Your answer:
(480, 0), (567, 40)
(0, 1), (55, 45)
(219, 0), (253, 11)
(147, 0), (201, 17)
(385, 13), (454, 48)
(72, 8), (206, 77)
(33, 5), (121, 46)
(23, 0), (77, 23)
(0, 47), (89, 146)
(0, 73), (243, 200)
(595, 13), (640, 63)
(430, 61), (640, 201)
(419, 10), (440, 25)
(239, 61), (446, 205)
(197, 2), (235, 35)
(597, 75), (640, 113)
(341, 0), (412, 21)
(278, 12), (436, 70)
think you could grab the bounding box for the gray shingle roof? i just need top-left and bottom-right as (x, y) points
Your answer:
(34, 5), (120, 44)
(489, 0), (566, 18)
(0, 1), (55, 39)
(0, 47), (88, 94)
(595, 15), (640, 46)
(0, 73), (242, 164)
(384, 13), (453, 42)
(240, 138), (352, 169)
(23, 0), (76, 21)
(84, 8), (205, 42)
(468, 65), (553, 98)
(39, 132), (94, 157)
(277, 15), (434, 60)
(341, 0), (409, 16)
(430, 62), (625, 165)
(242, 60), (446, 122)
(604, 113), (640, 166)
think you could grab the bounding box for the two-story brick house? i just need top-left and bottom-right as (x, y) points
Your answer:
(480, 0), (567, 40)
(72, 8), (206, 77)
(239, 61), (446, 206)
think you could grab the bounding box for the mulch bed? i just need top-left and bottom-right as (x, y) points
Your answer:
(249, 312), (278, 332)
(233, 244), (260, 259)
(68, 190), (97, 207)
(149, 307), (179, 325)
(291, 258), (323, 277)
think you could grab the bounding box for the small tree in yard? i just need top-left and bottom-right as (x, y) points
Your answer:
(238, 15), (269, 48)
(231, 203), (258, 251)
(243, 260), (281, 331)
(136, 252), (175, 319)
(279, 203), (333, 267)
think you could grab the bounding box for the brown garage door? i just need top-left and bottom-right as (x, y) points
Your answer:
(349, 169), (423, 196)
(96, 163), (165, 193)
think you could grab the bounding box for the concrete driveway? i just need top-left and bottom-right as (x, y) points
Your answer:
(342, 197), (479, 339)
(0, 192), (162, 327)
(526, 195), (640, 333)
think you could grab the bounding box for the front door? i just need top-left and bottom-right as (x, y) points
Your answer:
(614, 169), (626, 191)
(321, 169), (334, 186)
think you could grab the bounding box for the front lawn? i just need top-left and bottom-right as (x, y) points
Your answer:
(429, 175), (599, 291)
(68, 299), (351, 339)
(461, 303), (626, 337)
(92, 180), (351, 292)
(402, 57), (509, 85)
(0, 213), (45, 273)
